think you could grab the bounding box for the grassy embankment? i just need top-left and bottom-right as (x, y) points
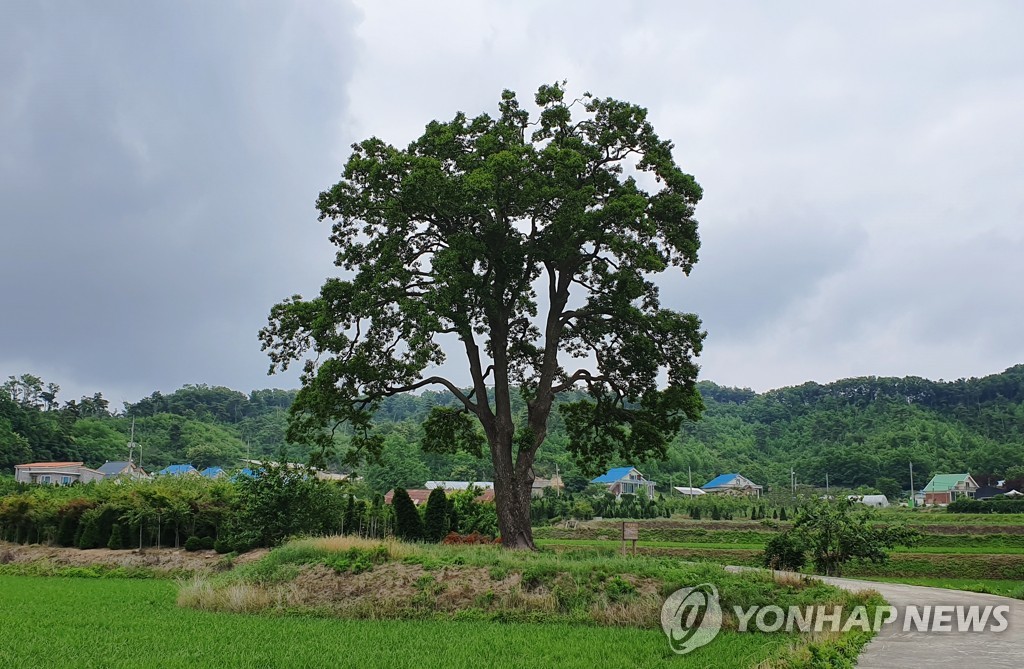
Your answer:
(0, 537), (884, 669)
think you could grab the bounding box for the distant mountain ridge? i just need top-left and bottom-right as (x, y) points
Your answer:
(2, 366), (1022, 493)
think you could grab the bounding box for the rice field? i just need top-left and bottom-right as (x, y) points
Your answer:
(0, 575), (799, 668)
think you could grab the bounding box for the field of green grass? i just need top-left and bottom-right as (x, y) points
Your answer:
(874, 509), (1024, 525)
(538, 538), (1024, 554)
(0, 575), (805, 668)
(536, 515), (1024, 583)
(536, 539), (766, 550)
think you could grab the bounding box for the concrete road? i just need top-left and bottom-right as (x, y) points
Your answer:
(726, 568), (1024, 668)
(817, 576), (1023, 669)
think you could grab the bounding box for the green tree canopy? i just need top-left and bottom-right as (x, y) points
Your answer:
(261, 83), (706, 548)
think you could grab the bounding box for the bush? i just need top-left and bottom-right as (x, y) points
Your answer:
(762, 531), (806, 572)
(219, 464), (346, 550)
(423, 488), (450, 543)
(77, 509), (104, 550)
(107, 523), (124, 550)
(214, 539), (233, 554)
(392, 488), (423, 542)
(184, 536), (203, 552)
(947, 498), (1024, 514)
(200, 536), (215, 550)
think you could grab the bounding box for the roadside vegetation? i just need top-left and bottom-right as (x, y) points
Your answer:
(0, 466), (497, 555)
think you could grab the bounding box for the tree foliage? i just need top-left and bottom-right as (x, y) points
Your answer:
(423, 487), (450, 542)
(391, 488), (423, 542)
(260, 83), (706, 548)
(778, 497), (917, 577)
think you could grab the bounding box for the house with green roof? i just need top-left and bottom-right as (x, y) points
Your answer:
(922, 473), (979, 505)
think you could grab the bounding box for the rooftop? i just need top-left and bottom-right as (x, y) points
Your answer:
(591, 467), (640, 484)
(16, 462), (85, 468)
(923, 474), (972, 492)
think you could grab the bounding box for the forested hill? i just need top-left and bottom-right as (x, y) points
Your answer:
(2, 365), (1022, 495)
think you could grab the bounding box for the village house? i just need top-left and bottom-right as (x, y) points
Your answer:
(701, 473), (763, 497)
(97, 460), (149, 481)
(155, 464), (199, 477)
(590, 466), (656, 499)
(425, 480), (494, 491)
(240, 459), (353, 482)
(922, 473), (980, 505)
(384, 487), (495, 506)
(531, 474), (564, 498)
(974, 483), (1024, 500)
(14, 462), (104, 485)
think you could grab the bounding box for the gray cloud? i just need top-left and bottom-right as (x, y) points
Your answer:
(2, 0), (1023, 404)
(1, 2), (358, 404)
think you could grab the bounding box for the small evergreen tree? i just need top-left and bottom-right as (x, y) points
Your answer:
(343, 494), (357, 535)
(107, 523), (124, 550)
(77, 509), (103, 549)
(392, 488), (423, 542)
(57, 514), (78, 547)
(423, 488), (450, 542)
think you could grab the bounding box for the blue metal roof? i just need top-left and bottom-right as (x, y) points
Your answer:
(702, 473), (740, 489)
(156, 464), (197, 476)
(591, 466), (639, 484)
(200, 467), (224, 478)
(230, 468), (259, 482)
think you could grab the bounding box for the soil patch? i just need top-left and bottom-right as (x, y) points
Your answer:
(0, 541), (267, 573)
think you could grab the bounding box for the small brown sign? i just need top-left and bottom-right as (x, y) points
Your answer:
(622, 522), (639, 541)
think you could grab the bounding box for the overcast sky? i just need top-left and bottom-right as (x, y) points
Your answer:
(2, 1), (1023, 409)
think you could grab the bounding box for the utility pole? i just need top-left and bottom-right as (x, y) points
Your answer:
(791, 468), (795, 494)
(909, 461), (915, 508)
(688, 466), (693, 498)
(825, 472), (829, 496)
(127, 417), (137, 464)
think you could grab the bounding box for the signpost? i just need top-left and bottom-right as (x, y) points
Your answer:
(622, 522), (639, 556)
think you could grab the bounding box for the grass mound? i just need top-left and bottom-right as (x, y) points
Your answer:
(179, 536), (879, 636)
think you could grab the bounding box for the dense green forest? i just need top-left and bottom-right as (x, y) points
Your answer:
(2, 365), (1023, 496)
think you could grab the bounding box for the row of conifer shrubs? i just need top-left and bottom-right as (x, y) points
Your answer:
(390, 487), (498, 543)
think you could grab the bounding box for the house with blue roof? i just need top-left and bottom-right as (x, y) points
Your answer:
(200, 466), (226, 479)
(155, 464), (199, 477)
(230, 467), (259, 482)
(701, 473), (762, 497)
(591, 466), (656, 499)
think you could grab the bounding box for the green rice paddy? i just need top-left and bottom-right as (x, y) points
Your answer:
(0, 575), (796, 668)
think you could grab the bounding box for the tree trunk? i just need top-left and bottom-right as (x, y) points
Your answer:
(490, 426), (538, 550)
(495, 470), (536, 550)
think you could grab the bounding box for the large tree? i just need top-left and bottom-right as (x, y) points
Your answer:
(261, 83), (705, 548)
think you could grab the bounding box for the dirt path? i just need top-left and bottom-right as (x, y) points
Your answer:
(0, 542), (268, 572)
(726, 567), (1024, 668)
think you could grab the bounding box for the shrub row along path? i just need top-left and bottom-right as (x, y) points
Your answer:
(727, 566), (1023, 668)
